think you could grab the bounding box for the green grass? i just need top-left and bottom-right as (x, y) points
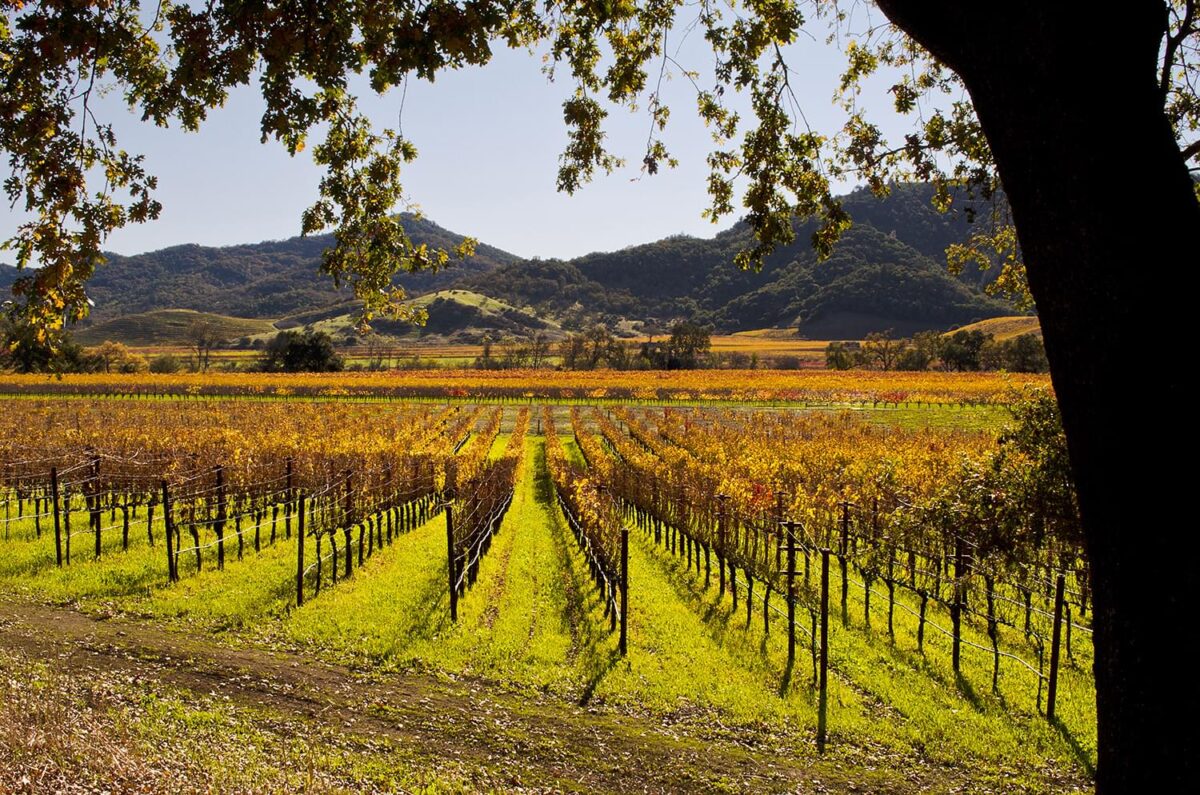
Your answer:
(0, 433), (1094, 788)
(0, 500), (166, 603)
(76, 309), (277, 346)
(280, 436), (587, 693)
(630, 529), (1095, 775)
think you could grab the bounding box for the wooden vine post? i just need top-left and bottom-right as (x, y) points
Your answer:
(63, 479), (71, 565)
(818, 548), (830, 754)
(161, 480), (176, 583)
(952, 536), (965, 673)
(1047, 573), (1066, 721)
(214, 465), (227, 570)
(51, 466), (62, 567)
(619, 526), (629, 656)
(91, 452), (102, 558)
(839, 502), (850, 626)
(446, 502), (458, 622)
(295, 493), (306, 607)
(718, 494), (728, 596)
(284, 457), (295, 539)
(786, 519), (797, 669)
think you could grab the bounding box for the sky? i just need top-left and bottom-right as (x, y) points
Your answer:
(1, 16), (923, 261)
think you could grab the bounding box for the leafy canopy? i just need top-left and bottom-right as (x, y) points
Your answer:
(2, 1), (1197, 336)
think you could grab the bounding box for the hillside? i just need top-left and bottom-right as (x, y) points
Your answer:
(0, 215), (521, 322)
(2, 183), (1024, 342)
(74, 310), (276, 346)
(949, 316), (1042, 340)
(304, 290), (562, 343)
(457, 184), (1014, 337)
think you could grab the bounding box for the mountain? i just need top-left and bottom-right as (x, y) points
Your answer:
(0, 214), (521, 321)
(455, 183), (1013, 336)
(1, 183), (1021, 341)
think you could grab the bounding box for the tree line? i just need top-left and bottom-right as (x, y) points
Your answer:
(0, 317), (345, 374)
(473, 322), (715, 371)
(825, 329), (1048, 373)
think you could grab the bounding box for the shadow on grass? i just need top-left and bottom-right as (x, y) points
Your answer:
(536, 439), (620, 705)
(638, 530), (768, 658)
(954, 670), (987, 711)
(1051, 714), (1097, 777)
(779, 658), (796, 696)
(578, 647), (623, 706)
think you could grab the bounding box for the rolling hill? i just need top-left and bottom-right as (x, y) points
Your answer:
(948, 316), (1042, 340)
(301, 290), (562, 343)
(0, 214), (521, 322)
(74, 310), (277, 346)
(457, 184), (1014, 337)
(1, 183), (1026, 343)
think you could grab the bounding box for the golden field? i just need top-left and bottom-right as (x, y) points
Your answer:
(0, 369), (1050, 405)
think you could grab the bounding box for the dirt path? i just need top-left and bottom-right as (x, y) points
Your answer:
(0, 597), (957, 793)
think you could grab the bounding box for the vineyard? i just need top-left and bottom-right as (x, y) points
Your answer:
(0, 395), (1094, 792)
(0, 368), (1049, 405)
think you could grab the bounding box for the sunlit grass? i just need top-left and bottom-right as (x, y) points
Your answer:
(0, 431), (1094, 785)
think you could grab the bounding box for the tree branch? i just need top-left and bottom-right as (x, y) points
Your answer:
(1161, 0), (1196, 99)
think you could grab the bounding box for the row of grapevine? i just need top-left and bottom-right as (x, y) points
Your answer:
(544, 408), (628, 652)
(570, 404), (1089, 726)
(443, 408), (530, 620)
(0, 403), (485, 602)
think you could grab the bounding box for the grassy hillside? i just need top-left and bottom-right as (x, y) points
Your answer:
(75, 309), (277, 346)
(301, 290), (563, 342)
(949, 315), (1042, 340)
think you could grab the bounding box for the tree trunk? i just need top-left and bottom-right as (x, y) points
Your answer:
(876, 2), (1198, 789)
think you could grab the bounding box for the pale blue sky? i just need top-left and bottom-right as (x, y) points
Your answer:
(3, 26), (922, 260)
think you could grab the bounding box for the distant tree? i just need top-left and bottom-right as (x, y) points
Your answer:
(363, 333), (389, 371)
(725, 351), (753, 369)
(606, 340), (633, 370)
(558, 334), (587, 370)
(261, 330), (344, 373)
(824, 342), (855, 370)
(861, 330), (905, 371)
(0, 317), (89, 373)
(528, 331), (551, 369)
(186, 319), (224, 373)
(1002, 333), (1050, 373)
(88, 341), (147, 373)
(941, 330), (990, 371)
(497, 336), (531, 369)
(148, 353), (183, 374)
(896, 331), (943, 371)
(667, 321), (711, 369)
(584, 325), (614, 369)
(475, 333), (497, 370)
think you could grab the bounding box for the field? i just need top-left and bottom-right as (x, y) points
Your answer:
(0, 388), (1091, 793)
(98, 330), (837, 369)
(0, 368), (1049, 405)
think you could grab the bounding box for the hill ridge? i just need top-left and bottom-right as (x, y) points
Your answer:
(2, 183), (1024, 341)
